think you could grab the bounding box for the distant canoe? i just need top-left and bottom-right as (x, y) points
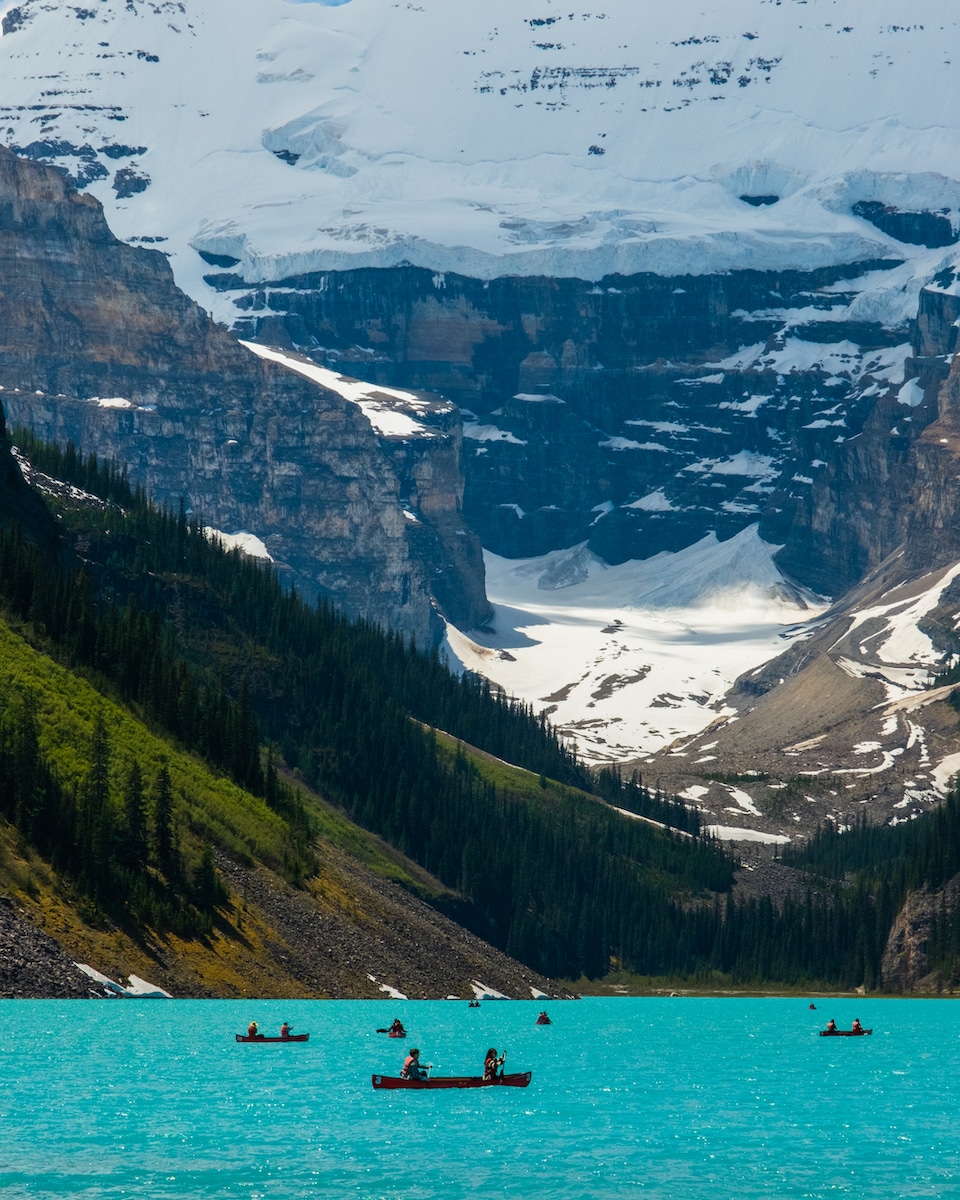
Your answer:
(388, 1030), (406, 1038)
(372, 1071), (532, 1091)
(235, 1033), (309, 1043)
(818, 1029), (872, 1037)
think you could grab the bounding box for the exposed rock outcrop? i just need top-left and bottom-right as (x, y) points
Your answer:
(769, 281), (959, 594)
(882, 875), (960, 993)
(228, 258), (912, 588)
(0, 146), (489, 642)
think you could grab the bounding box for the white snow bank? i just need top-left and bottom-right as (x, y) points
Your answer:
(378, 983), (408, 1000)
(240, 342), (442, 438)
(87, 397), (134, 410)
(626, 490), (677, 512)
(684, 451), (777, 479)
(931, 753), (960, 796)
(470, 981), (509, 1000)
(705, 826), (790, 845)
(834, 563), (960, 669)
(75, 963), (173, 998)
(444, 525), (826, 762)
(463, 423), (527, 445)
(897, 379), (925, 408)
(205, 528), (274, 561)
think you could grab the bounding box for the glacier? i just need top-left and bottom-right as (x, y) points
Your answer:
(0, 0), (958, 323)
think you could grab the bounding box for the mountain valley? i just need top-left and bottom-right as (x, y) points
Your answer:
(5, 0), (960, 994)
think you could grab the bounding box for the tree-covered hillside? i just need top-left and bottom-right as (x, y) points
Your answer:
(8, 423), (960, 993)
(4, 426), (735, 985)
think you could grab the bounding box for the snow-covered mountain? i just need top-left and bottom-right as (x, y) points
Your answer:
(1, 0), (958, 301)
(5, 0), (960, 795)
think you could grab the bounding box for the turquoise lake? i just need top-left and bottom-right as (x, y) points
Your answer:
(1, 997), (957, 1199)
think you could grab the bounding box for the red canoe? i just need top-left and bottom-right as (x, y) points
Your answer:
(372, 1071), (532, 1090)
(235, 1033), (309, 1043)
(818, 1029), (872, 1037)
(388, 1030), (406, 1038)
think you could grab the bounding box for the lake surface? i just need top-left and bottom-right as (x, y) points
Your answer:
(1, 997), (957, 1199)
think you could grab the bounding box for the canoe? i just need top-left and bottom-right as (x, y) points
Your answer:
(818, 1029), (872, 1037)
(388, 1030), (406, 1038)
(372, 1071), (532, 1091)
(235, 1033), (309, 1043)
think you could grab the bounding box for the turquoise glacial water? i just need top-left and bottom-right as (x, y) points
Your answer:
(1, 997), (958, 1199)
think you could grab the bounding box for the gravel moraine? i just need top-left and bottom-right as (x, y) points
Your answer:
(0, 896), (95, 999)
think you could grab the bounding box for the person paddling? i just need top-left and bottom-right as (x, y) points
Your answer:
(851, 1018), (863, 1033)
(389, 1018), (406, 1036)
(483, 1048), (505, 1081)
(825, 1018), (837, 1033)
(279, 1022), (291, 1039)
(248, 1020), (260, 1039)
(400, 1047), (429, 1081)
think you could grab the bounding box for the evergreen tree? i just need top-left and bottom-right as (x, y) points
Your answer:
(120, 759), (148, 868)
(192, 841), (223, 911)
(152, 764), (176, 880)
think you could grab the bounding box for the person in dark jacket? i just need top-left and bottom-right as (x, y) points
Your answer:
(483, 1048), (505, 1081)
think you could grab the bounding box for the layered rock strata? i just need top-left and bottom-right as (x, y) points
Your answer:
(226, 258), (915, 589)
(0, 146), (489, 642)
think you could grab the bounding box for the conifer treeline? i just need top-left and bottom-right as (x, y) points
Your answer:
(5, 431), (732, 980)
(779, 795), (960, 986)
(11, 430), (960, 986)
(0, 691), (223, 933)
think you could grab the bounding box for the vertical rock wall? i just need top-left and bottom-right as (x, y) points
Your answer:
(0, 146), (490, 641)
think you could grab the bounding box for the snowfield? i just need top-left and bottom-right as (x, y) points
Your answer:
(444, 525), (828, 763)
(4, 0), (960, 770)
(0, 0), (958, 325)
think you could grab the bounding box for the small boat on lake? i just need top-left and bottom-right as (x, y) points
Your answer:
(818, 1028), (872, 1037)
(388, 1030), (406, 1038)
(235, 1033), (309, 1043)
(372, 1071), (532, 1090)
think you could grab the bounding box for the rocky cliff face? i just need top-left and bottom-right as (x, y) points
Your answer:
(767, 277), (960, 595)
(225, 257), (915, 589)
(882, 875), (960, 993)
(0, 147), (490, 641)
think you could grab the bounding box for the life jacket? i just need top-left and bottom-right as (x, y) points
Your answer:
(401, 1056), (421, 1079)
